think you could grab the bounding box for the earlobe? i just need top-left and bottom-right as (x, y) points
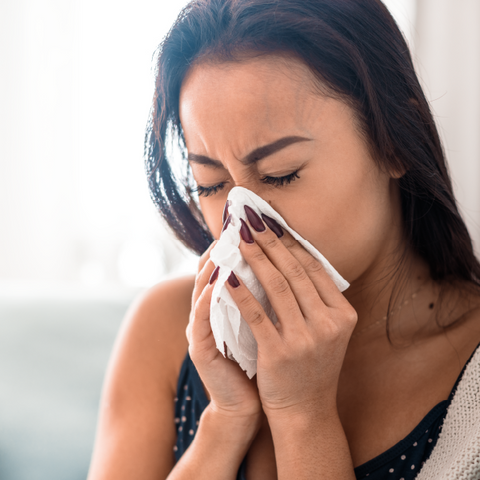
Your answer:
(390, 167), (406, 179)
(387, 158), (407, 179)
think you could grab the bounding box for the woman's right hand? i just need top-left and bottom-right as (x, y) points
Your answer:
(186, 240), (263, 425)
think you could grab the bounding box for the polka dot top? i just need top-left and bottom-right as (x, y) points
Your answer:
(173, 343), (480, 479)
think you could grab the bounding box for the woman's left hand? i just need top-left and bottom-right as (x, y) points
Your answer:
(225, 209), (358, 420)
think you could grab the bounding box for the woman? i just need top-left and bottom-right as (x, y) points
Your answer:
(88, 0), (480, 479)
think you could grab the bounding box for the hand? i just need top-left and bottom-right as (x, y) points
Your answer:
(225, 209), (358, 420)
(186, 240), (263, 426)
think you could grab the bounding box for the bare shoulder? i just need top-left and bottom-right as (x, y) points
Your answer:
(117, 274), (197, 390)
(88, 274), (196, 480)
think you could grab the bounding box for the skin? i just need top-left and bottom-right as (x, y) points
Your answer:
(181, 54), (418, 328)
(179, 54), (480, 476)
(86, 54), (480, 480)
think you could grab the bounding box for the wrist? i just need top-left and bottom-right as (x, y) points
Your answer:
(202, 403), (263, 442)
(168, 404), (262, 479)
(264, 407), (355, 479)
(264, 401), (339, 429)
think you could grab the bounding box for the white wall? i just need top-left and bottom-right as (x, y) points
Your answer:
(0, 0), (197, 291)
(383, 0), (417, 49)
(0, 0), (478, 292)
(414, 0), (480, 254)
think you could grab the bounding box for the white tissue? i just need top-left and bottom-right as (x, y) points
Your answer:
(209, 186), (349, 379)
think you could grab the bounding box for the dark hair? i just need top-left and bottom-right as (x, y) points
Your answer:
(145, 0), (480, 327)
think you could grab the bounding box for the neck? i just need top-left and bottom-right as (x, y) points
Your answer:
(343, 245), (433, 342)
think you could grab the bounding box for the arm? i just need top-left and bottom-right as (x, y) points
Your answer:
(268, 409), (355, 480)
(87, 277), (192, 480)
(167, 405), (261, 480)
(88, 249), (264, 480)
(224, 215), (358, 479)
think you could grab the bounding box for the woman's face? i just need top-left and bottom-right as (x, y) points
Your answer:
(179, 55), (402, 284)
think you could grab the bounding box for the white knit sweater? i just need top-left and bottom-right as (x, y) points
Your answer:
(416, 346), (480, 480)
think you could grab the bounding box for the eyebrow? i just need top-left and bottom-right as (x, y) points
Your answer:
(187, 136), (311, 168)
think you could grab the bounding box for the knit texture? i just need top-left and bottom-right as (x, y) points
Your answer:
(416, 347), (480, 480)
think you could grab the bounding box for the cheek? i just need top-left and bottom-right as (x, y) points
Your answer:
(271, 170), (394, 282)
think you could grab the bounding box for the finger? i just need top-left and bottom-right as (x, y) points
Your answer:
(191, 262), (219, 320)
(192, 243), (219, 308)
(239, 219), (322, 333)
(224, 270), (279, 350)
(260, 214), (346, 308)
(197, 240), (218, 273)
(276, 230), (346, 308)
(197, 256), (218, 288)
(187, 272), (218, 348)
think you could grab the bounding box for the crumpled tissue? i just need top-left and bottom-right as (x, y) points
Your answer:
(209, 186), (349, 379)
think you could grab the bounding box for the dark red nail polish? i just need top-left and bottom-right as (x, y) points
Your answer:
(222, 214), (232, 232)
(227, 271), (240, 288)
(244, 205), (266, 232)
(222, 200), (231, 224)
(239, 218), (254, 244)
(261, 214), (284, 238)
(209, 266), (220, 284)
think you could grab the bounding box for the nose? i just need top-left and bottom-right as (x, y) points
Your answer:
(224, 168), (267, 197)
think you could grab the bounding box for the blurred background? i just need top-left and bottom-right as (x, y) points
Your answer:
(0, 0), (478, 479)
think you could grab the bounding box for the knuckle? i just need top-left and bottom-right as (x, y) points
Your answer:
(344, 306), (358, 325)
(251, 248), (268, 263)
(287, 331), (310, 353)
(287, 261), (307, 281)
(304, 257), (324, 274)
(235, 289), (253, 307)
(248, 308), (265, 326)
(269, 274), (290, 296)
(299, 334), (316, 354)
(239, 295), (265, 326)
(283, 237), (297, 250)
(324, 320), (342, 340)
(262, 234), (280, 250)
(274, 344), (289, 363)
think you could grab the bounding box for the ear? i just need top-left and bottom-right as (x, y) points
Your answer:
(386, 98), (419, 180)
(389, 165), (407, 179)
(385, 154), (407, 179)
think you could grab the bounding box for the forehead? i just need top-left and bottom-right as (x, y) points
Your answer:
(179, 55), (325, 148)
(181, 53), (319, 95)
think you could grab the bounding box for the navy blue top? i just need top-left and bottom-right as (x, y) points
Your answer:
(173, 343), (479, 479)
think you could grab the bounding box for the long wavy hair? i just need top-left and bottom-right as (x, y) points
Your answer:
(145, 0), (480, 333)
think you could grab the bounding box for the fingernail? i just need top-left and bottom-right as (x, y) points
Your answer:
(239, 218), (254, 243)
(222, 214), (232, 232)
(222, 200), (231, 224)
(227, 271), (240, 288)
(244, 205), (266, 232)
(209, 266), (220, 284)
(261, 214), (284, 238)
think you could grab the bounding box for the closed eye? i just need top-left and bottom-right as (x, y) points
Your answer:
(261, 170), (300, 187)
(192, 170), (301, 197)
